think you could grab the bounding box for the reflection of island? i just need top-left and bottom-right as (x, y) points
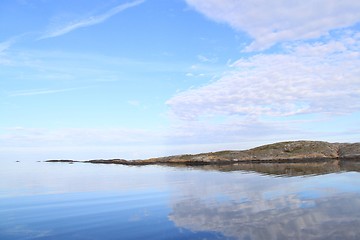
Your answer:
(185, 160), (360, 177)
(47, 141), (360, 167)
(167, 171), (360, 240)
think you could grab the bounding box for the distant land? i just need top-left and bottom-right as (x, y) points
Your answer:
(47, 140), (360, 166)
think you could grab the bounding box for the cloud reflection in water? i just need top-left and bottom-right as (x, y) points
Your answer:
(167, 169), (360, 240)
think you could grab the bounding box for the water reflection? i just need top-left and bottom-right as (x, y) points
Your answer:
(172, 159), (360, 177)
(169, 191), (360, 240)
(1, 161), (360, 239)
(166, 165), (360, 240)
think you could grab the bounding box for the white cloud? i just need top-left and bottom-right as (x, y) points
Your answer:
(39, 0), (145, 39)
(185, 0), (360, 51)
(167, 32), (360, 120)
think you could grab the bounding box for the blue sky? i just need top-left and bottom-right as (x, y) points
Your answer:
(1, 0), (360, 160)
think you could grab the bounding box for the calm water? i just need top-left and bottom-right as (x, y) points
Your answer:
(1, 160), (360, 240)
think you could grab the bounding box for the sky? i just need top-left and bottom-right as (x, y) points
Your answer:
(1, 0), (360, 161)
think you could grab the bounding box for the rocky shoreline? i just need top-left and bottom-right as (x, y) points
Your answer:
(46, 140), (360, 166)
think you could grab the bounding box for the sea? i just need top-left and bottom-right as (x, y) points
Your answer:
(1, 160), (360, 240)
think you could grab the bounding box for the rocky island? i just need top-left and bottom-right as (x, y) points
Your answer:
(47, 140), (360, 166)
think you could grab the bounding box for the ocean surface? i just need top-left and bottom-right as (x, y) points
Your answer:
(1, 160), (360, 240)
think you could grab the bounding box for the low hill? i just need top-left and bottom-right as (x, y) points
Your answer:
(142, 141), (344, 165)
(47, 140), (360, 165)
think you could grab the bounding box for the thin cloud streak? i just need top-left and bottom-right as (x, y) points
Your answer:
(39, 0), (145, 39)
(9, 87), (87, 97)
(0, 39), (14, 54)
(0, 34), (27, 54)
(0, 39), (14, 64)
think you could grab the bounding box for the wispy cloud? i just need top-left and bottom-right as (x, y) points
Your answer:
(39, 0), (145, 39)
(0, 39), (14, 65)
(0, 34), (30, 64)
(0, 127), (161, 146)
(186, 0), (360, 51)
(197, 54), (217, 63)
(0, 39), (14, 54)
(0, 34), (26, 54)
(9, 87), (86, 96)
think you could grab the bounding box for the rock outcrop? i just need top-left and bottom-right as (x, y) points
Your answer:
(338, 143), (360, 159)
(46, 140), (360, 166)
